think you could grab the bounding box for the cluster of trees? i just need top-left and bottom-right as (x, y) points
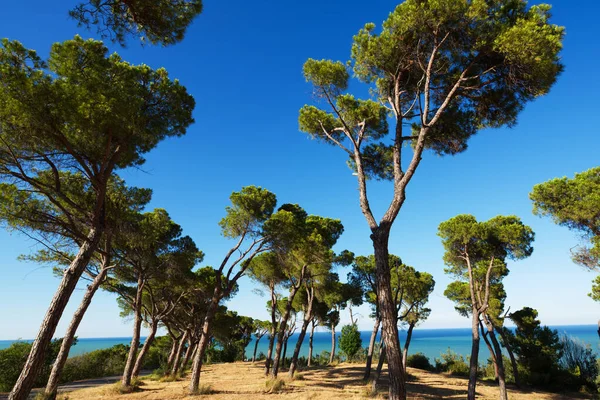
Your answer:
(7, 1), (597, 400)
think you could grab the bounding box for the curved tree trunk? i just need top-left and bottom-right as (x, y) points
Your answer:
(468, 311), (481, 400)
(252, 335), (262, 362)
(307, 320), (315, 367)
(329, 324), (336, 364)
(373, 232), (406, 400)
(132, 320), (158, 378)
(402, 322), (415, 371)
(364, 317), (381, 380)
(498, 327), (521, 388)
(166, 337), (180, 373)
(9, 227), (102, 400)
(271, 284), (301, 377)
(44, 265), (109, 400)
(282, 336), (289, 369)
(122, 277), (145, 388)
(265, 286), (277, 375)
(171, 331), (189, 376)
(289, 318), (310, 377)
(188, 296), (219, 393)
(480, 322), (498, 379)
(484, 319), (508, 400)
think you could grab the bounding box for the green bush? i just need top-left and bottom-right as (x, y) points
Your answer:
(339, 324), (362, 361)
(406, 353), (433, 371)
(434, 349), (470, 377)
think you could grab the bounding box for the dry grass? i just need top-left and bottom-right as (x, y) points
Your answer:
(61, 362), (591, 400)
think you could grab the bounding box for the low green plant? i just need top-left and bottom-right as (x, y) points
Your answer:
(406, 353), (433, 371)
(434, 349), (470, 377)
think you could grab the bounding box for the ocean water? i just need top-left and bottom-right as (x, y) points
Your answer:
(1, 325), (597, 362)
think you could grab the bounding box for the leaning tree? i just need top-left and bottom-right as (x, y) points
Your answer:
(298, 2), (563, 398)
(439, 214), (534, 400)
(0, 36), (194, 400)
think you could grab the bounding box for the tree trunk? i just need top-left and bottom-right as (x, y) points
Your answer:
(498, 327), (521, 388)
(468, 310), (481, 400)
(252, 335), (262, 362)
(372, 341), (386, 393)
(166, 337), (180, 373)
(402, 323), (415, 371)
(372, 232), (406, 400)
(364, 317), (381, 380)
(9, 227), (102, 400)
(329, 324), (336, 364)
(122, 277), (144, 388)
(265, 286), (277, 375)
(480, 322), (498, 379)
(484, 319), (508, 400)
(171, 331), (189, 376)
(271, 287), (300, 377)
(179, 337), (195, 373)
(132, 320), (158, 378)
(289, 317), (310, 377)
(44, 264), (109, 400)
(282, 336), (289, 370)
(188, 296), (219, 393)
(308, 320), (315, 367)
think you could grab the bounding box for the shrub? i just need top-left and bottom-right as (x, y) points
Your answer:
(265, 377), (285, 393)
(434, 349), (470, 377)
(558, 335), (598, 392)
(406, 353), (433, 371)
(339, 324), (363, 361)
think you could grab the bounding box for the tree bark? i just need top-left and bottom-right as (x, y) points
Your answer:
(132, 319), (158, 378)
(252, 335), (262, 363)
(171, 331), (189, 376)
(44, 263), (109, 400)
(364, 317), (381, 380)
(9, 227), (102, 400)
(329, 324), (336, 364)
(166, 337), (179, 373)
(468, 310), (481, 400)
(480, 322), (498, 379)
(402, 323), (415, 371)
(289, 317), (310, 377)
(373, 231), (406, 400)
(265, 286), (277, 375)
(188, 296), (219, 393)
(122, 277), (145, 388)
(282, 336), (289, 370)
(308, 320), (315, 367)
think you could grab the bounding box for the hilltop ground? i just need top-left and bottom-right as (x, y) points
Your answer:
(59, 362), (589, 400)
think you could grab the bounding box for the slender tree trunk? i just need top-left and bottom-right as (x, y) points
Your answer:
(480, 322), (498, 379)
(364, 317), (381, 380)
(132, 320), (158, 378)
(252, 335), (262, 363)
(373, 231), (406, 400)
(44, 264), (109, 400)
(166, 337), (180, 373)
(282, 336), (289, 369)
(271, 287), (300, 377)
(308, 320), (315, 367)
(372, 342), (386, 393)
(329, 324), (336, 364)
(171, 331), (189, 376)
(468, 310), (481, 400)
(179, 337), (195, 373)
(402, 323), (415, 371)
(188, 296), (219, 393)
(498, 327), (521, 388)
(484, 319), (508, 400)
(289, 318), (310, 377)
(122, 277), (144, 388)
(9, 227), (102, 400)
(265, 286), (277, 375)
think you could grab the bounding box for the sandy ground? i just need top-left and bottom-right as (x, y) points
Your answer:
(59, 362), (589, 400)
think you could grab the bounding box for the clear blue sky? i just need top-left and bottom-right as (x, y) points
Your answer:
(0, 0), (598, 340)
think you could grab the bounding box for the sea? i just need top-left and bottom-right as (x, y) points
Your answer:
(1, 325), (598, 362)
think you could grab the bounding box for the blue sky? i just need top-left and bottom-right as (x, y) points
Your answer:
(0, 0), (598, 340)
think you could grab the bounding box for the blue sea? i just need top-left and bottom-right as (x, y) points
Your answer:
(1, 325), (597, 362)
